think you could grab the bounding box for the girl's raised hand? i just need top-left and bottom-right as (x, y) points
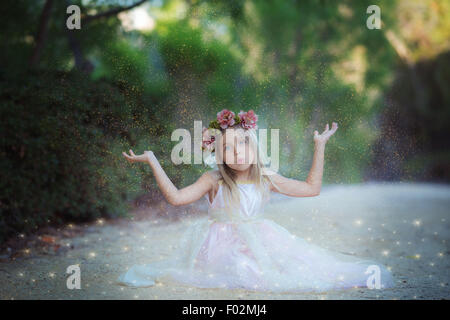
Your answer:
(122, 149), (155, 164)
(313, 122), (338, 145)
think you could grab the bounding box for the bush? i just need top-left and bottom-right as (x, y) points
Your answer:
(0, 70), (171, 243)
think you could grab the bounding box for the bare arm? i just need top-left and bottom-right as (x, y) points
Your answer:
(267, 122), (338, 197)
(122, 150), (215, 206)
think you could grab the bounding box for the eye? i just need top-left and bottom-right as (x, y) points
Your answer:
(239, 139), (248, 145)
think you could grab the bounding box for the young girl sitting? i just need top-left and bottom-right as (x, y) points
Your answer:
(117, 109), (394, 292)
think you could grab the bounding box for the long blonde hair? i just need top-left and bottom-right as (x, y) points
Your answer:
(213, 124), (281, 217)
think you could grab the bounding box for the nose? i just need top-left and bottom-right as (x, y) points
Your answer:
(234, 145), (247, 161)
(234, 144), (245, 155)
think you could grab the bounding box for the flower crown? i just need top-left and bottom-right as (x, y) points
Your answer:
(201, 109), (258, 168)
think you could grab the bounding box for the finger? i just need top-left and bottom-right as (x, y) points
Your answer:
(330, 122), (338, 132)
(325, 123), (329, 132)
(314, 130), (319, 137)
(130, 149), (136, 156)
(122, 154), (133, 163)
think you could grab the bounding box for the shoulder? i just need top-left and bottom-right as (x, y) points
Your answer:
(261, 168), (285, 191)
(201, 170), (222, 187)
(203, 169), (221, 181)
(262, 168), (282, 180)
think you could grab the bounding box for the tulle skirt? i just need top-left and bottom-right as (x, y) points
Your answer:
(116, 216), (395, 292)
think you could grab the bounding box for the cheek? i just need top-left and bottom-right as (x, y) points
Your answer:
(243, 143), (254, 159)
(247, 149), (255, 163)
(223, 150), (233, 161)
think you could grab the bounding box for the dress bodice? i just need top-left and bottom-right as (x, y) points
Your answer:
(204, 181), (268, 223)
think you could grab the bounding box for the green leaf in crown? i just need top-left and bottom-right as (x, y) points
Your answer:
(209, 120), (221, 129)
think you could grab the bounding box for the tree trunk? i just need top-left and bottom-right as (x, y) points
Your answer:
(29, 0), (54, 68)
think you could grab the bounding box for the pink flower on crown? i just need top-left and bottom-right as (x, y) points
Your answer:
(238, 109), (258, 129)
(202, 127), (216, 151)
(217, 109), (236, 129)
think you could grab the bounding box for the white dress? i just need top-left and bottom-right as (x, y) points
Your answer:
(116, 181), (395, 292)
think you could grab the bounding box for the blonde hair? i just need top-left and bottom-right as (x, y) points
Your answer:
(213, 123), (281, 217)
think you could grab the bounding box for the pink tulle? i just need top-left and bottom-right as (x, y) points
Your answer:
(117, 182), (395, 292)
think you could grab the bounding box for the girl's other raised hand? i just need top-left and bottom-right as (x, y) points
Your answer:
(313, 122), (338, 146)
(122, 149), (155, 164)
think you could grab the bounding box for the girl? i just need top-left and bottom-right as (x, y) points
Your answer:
(117, 109), (394, 292)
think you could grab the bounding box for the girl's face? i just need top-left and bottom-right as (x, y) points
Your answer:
(220, 128), (255, 171)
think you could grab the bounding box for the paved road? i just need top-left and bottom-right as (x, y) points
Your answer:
(1, 182), (449, 299)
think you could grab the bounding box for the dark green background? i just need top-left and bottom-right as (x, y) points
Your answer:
(1, 0), (449, 243)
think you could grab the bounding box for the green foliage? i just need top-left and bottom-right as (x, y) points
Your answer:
(0, 0), (448, 243)
(0, 70), (172, 243)
(209, 120), (220, 129)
